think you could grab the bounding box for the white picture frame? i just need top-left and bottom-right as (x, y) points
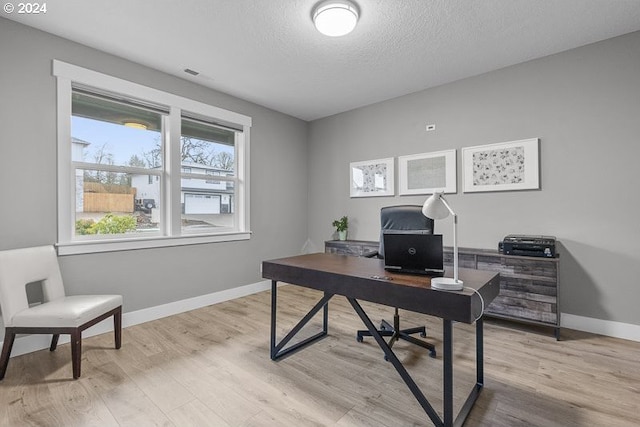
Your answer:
(398, 149), (457, 195)
(350, 157), (395, 197)
(462, 138), (540, 193)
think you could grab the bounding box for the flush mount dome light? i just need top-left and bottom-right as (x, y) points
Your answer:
(123, 121), (148, 130)
(313, 0), (359, 37)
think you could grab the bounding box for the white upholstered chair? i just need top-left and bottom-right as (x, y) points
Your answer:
(0, 245), (122, 380)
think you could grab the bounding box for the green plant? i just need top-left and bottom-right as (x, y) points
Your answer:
(332, 216), (348, 232)
(75, 219), (96, 235)
(75, 214), (137, 235)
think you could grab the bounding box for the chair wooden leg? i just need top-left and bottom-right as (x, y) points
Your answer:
(70, 329), (82, 379)
(0, 329), (17, 380)
(50, 334), (60, 351)
(114, 306), (122, 349)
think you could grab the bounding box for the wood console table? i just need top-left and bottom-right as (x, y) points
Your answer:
(326, 240), (560, 338)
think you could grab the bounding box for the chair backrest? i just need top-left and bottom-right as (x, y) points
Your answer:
(378, 205), (434, 259)
(0, 246), (66, 326)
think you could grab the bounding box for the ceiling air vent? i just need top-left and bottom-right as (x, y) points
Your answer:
(183, 68), (199, 76)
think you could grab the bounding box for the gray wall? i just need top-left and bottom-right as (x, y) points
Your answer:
(2, 16), (639, 334)
(308, 31), (640, 326)
(0, 18), (309, 333)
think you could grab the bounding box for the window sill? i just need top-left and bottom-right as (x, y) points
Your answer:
(56, 231), (252, 255)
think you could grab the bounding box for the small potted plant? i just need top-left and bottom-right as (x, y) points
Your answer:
(332, 216), (348, 241)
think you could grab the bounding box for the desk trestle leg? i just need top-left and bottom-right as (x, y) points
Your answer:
(349, 297), (485, 427)
(347, 297), (443, 427)
(270, 280), (332, 360)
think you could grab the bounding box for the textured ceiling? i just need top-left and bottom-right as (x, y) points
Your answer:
(4, 0), (640, 121)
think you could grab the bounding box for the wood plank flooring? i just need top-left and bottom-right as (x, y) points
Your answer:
(1, 284), (639, 426)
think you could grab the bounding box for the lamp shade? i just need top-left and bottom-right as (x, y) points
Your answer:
(422, 192), (450, 220)
(313, 0), (359, 37)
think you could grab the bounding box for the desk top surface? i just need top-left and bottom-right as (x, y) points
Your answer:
(263, 253), (500, 323)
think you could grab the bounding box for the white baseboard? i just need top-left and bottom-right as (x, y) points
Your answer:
(561, 313), (640, 342)
(4, 280), (272, 358)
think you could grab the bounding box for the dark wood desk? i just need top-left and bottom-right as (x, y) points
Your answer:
(263, 253), (500, 427)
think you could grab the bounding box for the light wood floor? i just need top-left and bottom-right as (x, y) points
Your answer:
(1, 285), (639, 427)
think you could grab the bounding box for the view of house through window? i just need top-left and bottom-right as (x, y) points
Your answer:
(71, 91), (164, 238)
(56, 61), (251, 253)
(71, 91), (238, 239)
(179, 117), (236, 234)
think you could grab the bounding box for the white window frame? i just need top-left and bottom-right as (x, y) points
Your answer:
(54, 60), (252, 255)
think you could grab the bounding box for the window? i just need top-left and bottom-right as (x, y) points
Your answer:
(71, 91), (165, 238)
(205, 170), (220, 185)
(180, 116), (237, 233)
(54, 61), (252, 254)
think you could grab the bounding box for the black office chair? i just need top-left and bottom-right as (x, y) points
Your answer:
(356, 205), (437, 358)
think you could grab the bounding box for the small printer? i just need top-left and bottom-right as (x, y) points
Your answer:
(499, 235), (556, 258)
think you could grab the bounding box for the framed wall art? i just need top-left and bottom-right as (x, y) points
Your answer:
(462, 138), (540, 193)
(398, 149), (457, 195)
(349, 157), (394, 197)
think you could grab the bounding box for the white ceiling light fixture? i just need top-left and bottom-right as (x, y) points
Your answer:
(123, 121), (148, 130)
(313, 0), (359, 37)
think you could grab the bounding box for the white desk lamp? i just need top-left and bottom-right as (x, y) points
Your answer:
(422, 192), (464, 291)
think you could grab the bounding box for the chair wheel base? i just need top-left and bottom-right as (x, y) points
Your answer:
(356, 318), (435, 358)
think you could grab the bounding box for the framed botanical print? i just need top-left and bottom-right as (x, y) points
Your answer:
(350, 157), (394, 197)
(462, 138), (540, 193)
